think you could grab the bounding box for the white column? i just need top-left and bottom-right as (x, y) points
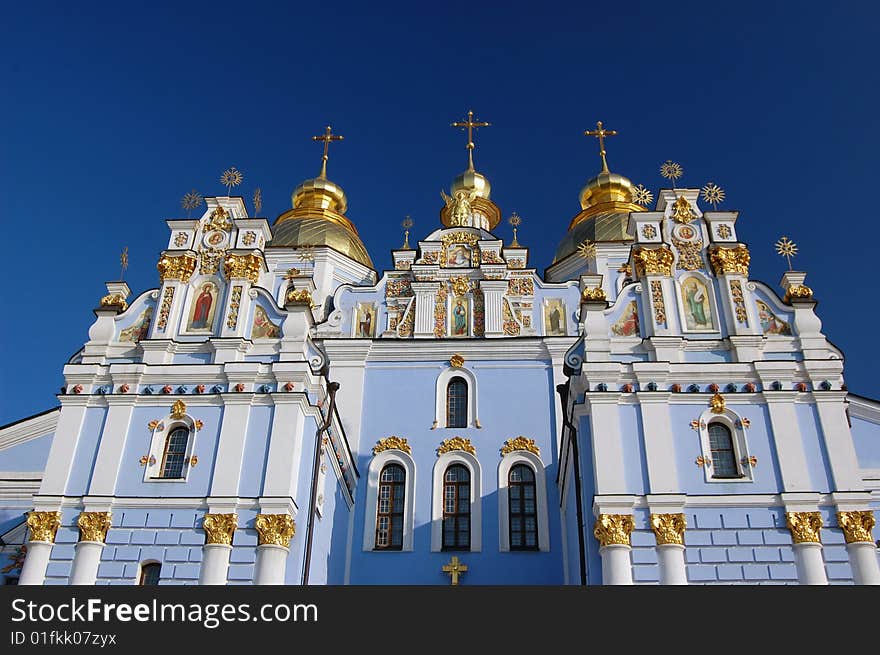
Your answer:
(199, 545), (233, 585)
(412, 282), (437, 338)
(480, 280), (506, 338)
(650, 512), (688, 585)
(815, 397), (866, 492)
(87, 399), (136, 496)
(764, 395), (813, 492)
(253, 545), (289, 585)
(838, 511), (880, 585)
(69, 542), (104, 585)
(594, 514), (634, 585)
(583, 401), (627, 495)
(19, 542), (53, 586)
(793, 544), (828, 585)
(638, 396), (679, 494)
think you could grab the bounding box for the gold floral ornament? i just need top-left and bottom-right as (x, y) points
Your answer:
(709, 245), (750, 276)
(157, 253), (197, 283)
(203, 205), (233, 233)
(223, 252), (263, 284)
(500, 436), (540, 456)
(26, 511), (62, 543)
(450, 276), (471, 297)
(785, 284), (813, 303)
(220, 166), (243, 195)
(576, 240), (597, 260)
(695, 455), (711, 468)
(77, 511), (112, 543)
(203, 513), (238, 545)
(785, 511), (823, 544)
(181, 189), (203, 218)
(660, 160), (683, 187)
(286, 288), (315, 307)
(671, 195), (696, 224)
(99, 293), (128, 311)
(632, 246), (674, 277)
(373, 436), (412, 455)
(581, 287), (606, 302)
(449, 353), (465, 368)
(632, 184), (654, 207)
(437, 437), (476, 456)
(700, 182), (725, 209)
(836, 510), (876, 543)
(170, 399), (187, 419)
(775, 236), (798, 270)
(650, 513), (686, 546)
(593, 514), (635, 547)
(709, 392), (725, 414)
(255, 513), (296, 547)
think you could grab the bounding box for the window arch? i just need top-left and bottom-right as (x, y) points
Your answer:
(375, 464), (406, 550)
(442, 464), (471, 550)
(695, 407), (754, 483)
(498, 451), (550, 552)
(364, 450), (416, 552)
(508, 464), (538, 550)
(707, 423), (739, 478)
(446, 378), (468, 428)
(139, 562), (161, 586)
(434, 366), (479, 429)
(159, 427), (189, 479)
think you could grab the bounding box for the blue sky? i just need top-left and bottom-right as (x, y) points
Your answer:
(0, 1), (876, 424)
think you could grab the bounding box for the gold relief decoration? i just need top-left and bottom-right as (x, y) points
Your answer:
(593, 514), (635, 547)
(695, 455), (711, 468)
(203, 513), (238, 545)
(785, 511), (822, 544)
(437, 437), (476, 456)
(26, 511), (62, 543)
(199, 248), (224, 276)
(729, 280), (748, 324)
(434, 284), (448, 338)
(286, 289), (315, 307)
(139, 454), (156, 467)
(836, 510), (876, 544)
(385, 278), (413, 298)
(785, 285), (813, 302)
(203, 205), (233, 233)
(581, 287), (606, 302)
(577, 240), (597, 260)
(77, 511), (112, 543)
(223, 253), (262, 284)
(650, 280), (666, 324)
(442, 555), (468, 585)
(709, 393), (725, 414)
(99, 293), (128, 311)
(147, 419), (162, 431)
(473, 286), (485, 337)
(507, 277), (534, 296)
(502, 298), (520, 336)
(242, 231), (256, 246)
(174, 232), (189, 247)
(255, 513), (296, 547)
(633, 247), (674, 277)
(671, 195), (696, 224)
(500, 436), (540, 456)
(650, 513), (686, 546)
(194, 419), (204, 431)
(741, 455), (758, 467)
(170, 399), (187, 419)
(372, 436), (412, 455)
(481, 250), (503, 263)
(418, 251), (439, 265)
(450, 276), (471, 297)
(450, 354), (465, 368)
(226, 285), (242, 329)
(397, 300), (414, 338)
(709, 245), (750, 276)
(640, 224), (657, 240)
(157, 253), (197, 283)
(508, 258), (525, 269)
(716, 224), (732, 239)
(441, 232), (480, 263)
(157, 287), (174, 331)
(395, 260), (412, 270)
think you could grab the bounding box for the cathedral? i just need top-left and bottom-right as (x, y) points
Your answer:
(1, 115), (878, 586)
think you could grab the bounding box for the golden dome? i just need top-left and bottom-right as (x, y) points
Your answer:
(450, 168), (491, 200)
(568, 170), (645, 232)
(269, 213), (373, 269)
(292, 175), (347, 214)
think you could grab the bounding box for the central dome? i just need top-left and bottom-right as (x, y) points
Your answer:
(450, 168), (491, 200)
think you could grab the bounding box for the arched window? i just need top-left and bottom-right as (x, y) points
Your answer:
(442, 464), (471, 550)
(160, 428), (189, 479)
(375, 464), (405, 550)
(139, 562), (161, 586)
(508, 464), (538, 550)
(446, 377), (468, 428)
(708, 423), (739, 478)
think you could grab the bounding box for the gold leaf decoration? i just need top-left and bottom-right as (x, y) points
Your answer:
(26, 511), (62, 543)
(77, 511), (112, 543)
(836, 510), (876, 544)
(785, 511), (822, 544)
(203, 513), (238, 545)
(373, 436), (412, 455)
(593, 513), (634, 547)
(500, 436), (540, 456)
(255, 513), (296, 547)
(650, 513), (686, 546)
(170, 399), (187, 419)
(437, 437), (476, 456)
(701, 182), (725, 208)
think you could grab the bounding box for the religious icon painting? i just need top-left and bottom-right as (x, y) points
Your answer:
(204, 230), (227, 248)
(445, 244), (472, 268)
(543, 298), (567, 336)
(755, 300), (792, 336)
(611, 300), (640, 337)
(119, 306), (153, 343)
(678, 275), (716, 332)
(187, 281), (219, 333)
(354, 303), (376, 338)
(449, 296), (469, 337)
(251, 305), (281, 339)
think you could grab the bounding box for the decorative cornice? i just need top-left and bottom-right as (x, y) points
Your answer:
(157, 253), (197, 283)
(223, 252), (263, 284)
(373, 436), (412, 455)
(785, 511), (822, 544)
(632, 246), (674, 277)
(203, 513), (238, 545)
(836, 510), (875, 543)
(650, 513), (686, 546)
(27, 510), (62, 543)
(500, 436), (540, 456)
(437, 436), (476, 456)
(708, 245), (750, 276)
(77, 511), (112, 543)
(593, 514), (634, 547)
(255, 513), (296, 547)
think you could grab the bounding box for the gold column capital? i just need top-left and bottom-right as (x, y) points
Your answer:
(785, 511), (823, 544)
(27, 510), (62, 543)
(650, 513), (687, 546)
(593, 513), (635, 547)
(836, 510), (876, 544)
(203, 513), (238, 545)
(77, 511), (112, 543)
(632, 246), (674, 278)
(255, 513), (296, 548)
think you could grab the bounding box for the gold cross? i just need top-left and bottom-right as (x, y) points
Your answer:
(452, 110), (490, 172)
(441, 555), (468, 585)
(584, 121), (618, 173)
(312, 125), (344, 178)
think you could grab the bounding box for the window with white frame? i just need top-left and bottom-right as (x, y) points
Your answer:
(375, 464), (406, 550)
(138, 562), (161, 585)
(434, 366), (479, 429)
(431, 451), (481, 552)
(363, 450), (416, 552)
(498, 450), (550, 552)
(696, 409), (754, 483)
(143, 417), (198, 483)
(159, 428), (189, 479)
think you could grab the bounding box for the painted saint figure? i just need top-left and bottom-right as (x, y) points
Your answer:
(251, 305), (280, 339)
(611, 301), (640, 337)
(188, 282), (217, 331)
(447, 245), (470, 267)
(681, 278), (714, 331)
(119, 306), (153, 342)
(756, 300), (791, 335)
(549, 306), (561, 334)
(452, 299), (467, 336)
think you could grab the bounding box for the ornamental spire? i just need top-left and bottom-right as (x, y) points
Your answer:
(584, 121), (617, 173)
(451, 110), (491, 172)
(312, 125), (344, 179)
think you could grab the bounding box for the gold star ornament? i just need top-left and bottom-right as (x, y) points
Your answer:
(701, 182), (725, 209)
(220, 167), (243, 195)
(181, 190), (203, 217)
(775, 236), (798, 270)
(577, 240), (597, 260)
(660, 160), (683, 185)
(632, 184), (654, 207)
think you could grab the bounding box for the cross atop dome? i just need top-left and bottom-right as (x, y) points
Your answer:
(451, 110), (491, 172)
(312, 125), (344, 179)
(584, 121), (617, 174)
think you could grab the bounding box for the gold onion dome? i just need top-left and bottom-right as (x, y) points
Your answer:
(450, 168), (491, 200)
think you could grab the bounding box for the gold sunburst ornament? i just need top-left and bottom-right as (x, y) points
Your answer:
(120, 247), (129, 280)
(253, 188), (262, 215)
(220, 167), (243, 195)
(508, 212), (523, 247)
(701, 182), (725, 209)
(297, 246), (315, 263)
(181, 189), (203, 217)
(577, 240), (597, 260)
(775, 236), (798, 270)
(632, 184), (654, 207)
(660, 160), (684, 187)
(401, 215), (414, 249)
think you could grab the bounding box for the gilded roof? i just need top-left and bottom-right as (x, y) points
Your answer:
(269, 216), (373, 269)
